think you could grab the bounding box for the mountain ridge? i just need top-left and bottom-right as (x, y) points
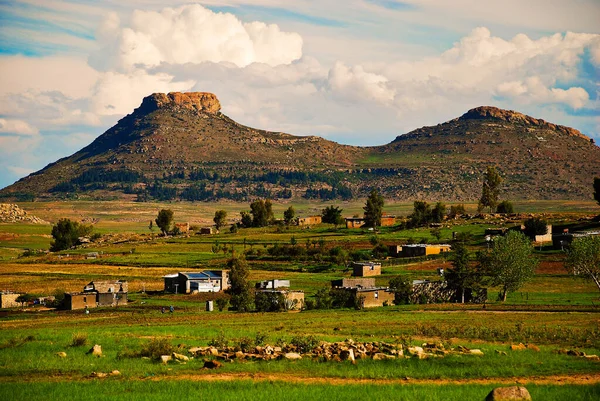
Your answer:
(1, 92), (598, 202)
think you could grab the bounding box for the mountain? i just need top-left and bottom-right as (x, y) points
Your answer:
(1, 92), (598, 202)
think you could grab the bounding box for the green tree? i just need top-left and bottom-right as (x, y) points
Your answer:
(389, 276), (412, 305)
(496, 200), (514, 214)
(409, 200), (431, 227)
(226, 257), (253, 312)
(321, 205), (344, 227)
(478, 166), (502, 213)
(283, 206), (296, 225)
(479, 230), (538, 302)
(449, 204), (466, 218)
(240, 211), (253, 228)
(314, 287), (333, 309)
(155, 209), (174, 236)
(445, 242), (482, 303)
(565, 236), (600, 293)
(213, 210), (227, 230)
(594, 177), (600, 206)
(431, 202), (446, 223)
(363, 189), (384, 228)
(249, 199), (274, 227)
(523, 217), (548, 240)
(50, 218), (92, 251)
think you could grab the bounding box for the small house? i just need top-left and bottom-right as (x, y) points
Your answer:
(388, 245), (403, 257)
(400, 244), (451, 257)
(64, 293), (97, 310)
(175, 222), (190, 233)
(0, 292), (21, 308)
(84, 280), (128, 306)
(345, 217), (365, 229)
(338, 287), (394, 308)
(164, 271), (230, 294)
(331, 277), (376, 288)
(256, 279), (290, 289)
(298, 216), (322, 226)
(199, 227), (216, 235)
(351, 261), (382, 277)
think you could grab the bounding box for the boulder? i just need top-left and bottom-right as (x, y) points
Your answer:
(203, 360), (222, 369)
(284, 352), (302, 360)
(90, 372), (107, 378)
(173, 352), (189, 362)
(408, 346), (424, 355)
(485, 386), (532, 401)
(87, 344), (102, 357)
(470, 349), (484, 356)
(160, 355), (172, 364)
(56, 352), (67, 358)
(110, 370), (121, 376)
(510, 343), (526, 351)
(526, 344), (540, 352)
(208, 347), (219, 356)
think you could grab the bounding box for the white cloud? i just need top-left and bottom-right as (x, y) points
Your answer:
(0, 118), (39, 136)
(327, 61), (395, 103)
(90, 4), (303, 72)
(496, 77), (589, 109)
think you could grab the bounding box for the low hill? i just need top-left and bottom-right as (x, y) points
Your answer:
(1, 92), (598, 202)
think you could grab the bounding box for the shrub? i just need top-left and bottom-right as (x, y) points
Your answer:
(289, 334), (319, 353)
(208, 332), (229, 349)
(70, 332), (88, 347)
(215, 298), (229, 312)
(496, 200), (514, 214)
(118, 338), (174, 360)
(255, 332), (268, 346)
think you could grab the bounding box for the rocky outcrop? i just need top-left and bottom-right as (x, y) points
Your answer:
(485, 386), (531, 401)
(0, 204), (48, 224)
(460, 106), (589, 140)
(137, 92), (221, 115)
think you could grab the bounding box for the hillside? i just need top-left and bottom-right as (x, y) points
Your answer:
(1, 92), (598, 202)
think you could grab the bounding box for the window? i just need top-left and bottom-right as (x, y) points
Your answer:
(374, 291), (379, 299)
(83, 297), (87, 303)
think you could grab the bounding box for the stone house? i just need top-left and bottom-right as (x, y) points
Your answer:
(199, 227), (216, 235)
(400, 244), (451, 257)
(331, 277), (376, 288)
(345, 216), (396, 229)
(175, 222), (190, 233)
(83, 280), (128, 307)
(163, 271), (230, 294)
(298, 216), (322, 226)
(256, 279), (290, 289)
(354, 287), (395, 308)
(255, 289), (305, 311)
(351, 261), (382, 277)
(388, 245), (403, 257)
(64, 293), (98, 310)
(0, 292), (21, 308)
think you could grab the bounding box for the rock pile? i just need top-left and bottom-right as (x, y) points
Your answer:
(0, 204), (48, 224)
(186, 340), (483, 363)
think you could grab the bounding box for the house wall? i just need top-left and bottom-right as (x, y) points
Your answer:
(352, 262), (382, 277)
(284, 291), (304, 310)
(298, 216), (322, 226)
(380, 217), (396, 227)
(65, 293), (97, 310)
(534, 225), (553, 243)
(331, 278), (376, 288)
(388, 245), (402, 257)
(345, 219), (365, 229)
(97, 292), (127, 306)
(175, 222), (190, 233)
(357, 289), (395, 308)
(0, 293), (21, 308)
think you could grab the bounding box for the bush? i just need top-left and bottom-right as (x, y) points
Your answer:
(289, 334), (319, 353)
(70, 332), (88, 347)
(118, 338), (174, 360)
(215, 298), (229, 311)
(496, 200), (514, 214)
(208, 332), (229, 349)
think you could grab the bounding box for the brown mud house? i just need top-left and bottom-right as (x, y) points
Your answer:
(345, 215), (396, 229)
(163, 271), (230, 294)
(351, 261), (382, 277)
(255, 279), (304, 311)
(399, 244), (451, 257)
(331, 277), (394, 308)
(0, 291), (22, 308)
(297, 216), (322, 226)
(65, 280), (128, 310)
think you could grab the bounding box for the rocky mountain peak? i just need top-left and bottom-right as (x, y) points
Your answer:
(459, 106), (589, 140)
(136, 92), (221, 115)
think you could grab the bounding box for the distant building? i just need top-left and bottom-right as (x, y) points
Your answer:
(83, 280), (128, 307)
(0, 292), (21, 308)
(64, 293), (97, 310)
(331, 277), (376, 288)
(255, 289), (305, 311)
(175, 222), (190, 233)
(552, 231), (600, 250)
(199, 227), (216, 235)
(345, 216), (396, 229)
(388, 245), (403, 257)
(256, 279), (290, 289)
(400, 244), (451, 257)
(163, 271), (230, 294)
(485, 228), (507, 236)
(298, 216), (322, 226)
(335, 287), (394, 308)
(351, 261), (382, 277)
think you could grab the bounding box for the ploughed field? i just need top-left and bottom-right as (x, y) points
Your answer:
(0, 200), (599, 400)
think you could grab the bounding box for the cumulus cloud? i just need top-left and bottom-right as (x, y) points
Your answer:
(90, 4), (303, 72)
(496, 77), (589, 109)
(327, 61), (395, 104)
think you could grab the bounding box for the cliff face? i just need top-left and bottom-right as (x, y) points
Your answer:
(136, 92), (221, 115)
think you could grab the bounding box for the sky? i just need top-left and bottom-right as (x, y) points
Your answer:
(0, 0), (599, 190)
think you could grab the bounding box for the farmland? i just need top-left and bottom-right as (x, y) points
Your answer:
(1, 200), (599, 400)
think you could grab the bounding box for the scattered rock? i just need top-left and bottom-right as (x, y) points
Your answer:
(0, 204), (48, 224)
(160, 355), (172, 364)
(584, 355), (599, 360)
(485, 386), (532, 401)
(110, 370), (121, 376)
(510, 343), (526, 351)
(284, 352), (302, 360)
(87, 344), (102, 357)
(173, 352), (189, 362)
(90, 372), (107, 378)
(495, 350), (507, 356)
(469, 349), (484, 356)
(203, 360), (222, 369)
(526, 344), (540, 352)
(56, 352), (67, 358)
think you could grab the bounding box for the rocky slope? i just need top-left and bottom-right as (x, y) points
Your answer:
(1, 94), (598, 202)
(0, 204), (48, 224)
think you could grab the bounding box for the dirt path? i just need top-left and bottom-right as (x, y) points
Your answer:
(3, 372), (599, 386)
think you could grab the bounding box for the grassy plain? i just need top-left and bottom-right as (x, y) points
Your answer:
(1, 200), (599, 399)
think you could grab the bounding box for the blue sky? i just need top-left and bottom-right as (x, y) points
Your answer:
(0, 0), (599, 189)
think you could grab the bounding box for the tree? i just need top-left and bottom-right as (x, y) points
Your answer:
(363, 189), (385, 228)
(283, 206), (296, 226)
(594, 177), (600, 206)
(240, 211), (253, 228)
(496, 200), (514, 214)
(565, 236), (600, 293)
(213, 210), (227, 230)
(389, 276), (412, 305)
(479, 230), (538, 302)
(249, 199), (274, 227)
(431, 202), (446, 223)
(449, 204), (466, 219)
(445, 243), (481, 303)
(523, 217), (548, 240)
(409, 201), (432, 227)
(478, 166), (502, 213)
(155, 209), (174, 235)
(322, 205), (344, 227)
(50, 218), (92, 251)
(226, 257), (253, 312)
